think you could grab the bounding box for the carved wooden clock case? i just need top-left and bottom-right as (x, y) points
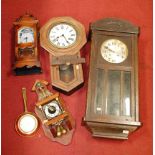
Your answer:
(13, 13), (42, 75)
(32, 80), (75, 145)
(84, 18), (142, 139)
(40, 17), (86, 93)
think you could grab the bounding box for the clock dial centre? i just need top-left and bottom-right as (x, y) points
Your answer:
(48, 105), (56, 114)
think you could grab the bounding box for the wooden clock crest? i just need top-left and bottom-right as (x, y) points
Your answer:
(84, 18), (142, 139)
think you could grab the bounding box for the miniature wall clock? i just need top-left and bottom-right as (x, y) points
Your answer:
(13, 13), (42, 75)
(40, 17), (86, 93)
(32, 80), (75, 145)
(84, 18), (141, 139)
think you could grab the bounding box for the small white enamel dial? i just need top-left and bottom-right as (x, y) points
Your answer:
(49, 23), (77, 48)
(18, 27), (34, 44)
(101, 39), (128, 63)
(43, 100), (61, 119)
(18, 114), (38, 134)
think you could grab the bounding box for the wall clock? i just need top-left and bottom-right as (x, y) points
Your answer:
(13, 13), (42, 75)
(32, 80), (75, 145)
(84, 18), (141, 139)
(40, 17), (86, 93)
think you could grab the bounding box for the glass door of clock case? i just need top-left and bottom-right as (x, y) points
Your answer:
(87, 32), (136, 122)
(95, 69), (131, 117)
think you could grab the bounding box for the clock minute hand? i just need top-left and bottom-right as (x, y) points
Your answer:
(61, 34), (70, 44)
(104, 46), (115, 53)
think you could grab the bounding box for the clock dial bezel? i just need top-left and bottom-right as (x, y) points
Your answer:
(100, 39), (128, 64)
(43, 100), (62, 119)
(40, 16), (86, 56)
(48, 23), (77, 49)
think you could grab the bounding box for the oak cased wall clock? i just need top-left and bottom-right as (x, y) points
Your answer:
(13, 13), (42, 75)
(84, 18), (141, 139)
(40, 17), (86, 93)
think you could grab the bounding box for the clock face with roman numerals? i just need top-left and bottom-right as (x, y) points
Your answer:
(49, 23), (77, 48)
(101, 39), (128, 63)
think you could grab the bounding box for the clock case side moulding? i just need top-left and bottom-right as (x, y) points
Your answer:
(84, 18), (142, 139)
(40, 17), (86, 93)
(13, 14), (42, 75)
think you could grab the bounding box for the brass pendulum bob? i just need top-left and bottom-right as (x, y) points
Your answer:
(56, 125), (62, 137)
(56, 125), (67, 137)
(60, 125), (67, 135)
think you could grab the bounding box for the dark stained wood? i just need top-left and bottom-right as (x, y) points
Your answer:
(84, 18), (141, 139)
(91, 18), (139, 34)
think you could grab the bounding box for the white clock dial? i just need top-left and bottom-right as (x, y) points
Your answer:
(101, 39), (128, 63)
(18, 27), (34, 44)
(43, 100), (61, 119)
(49, 23), (77, 48)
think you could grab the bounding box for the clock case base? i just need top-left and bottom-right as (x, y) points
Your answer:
(50, 52), (85, 94)
(14, 65), (42, 75)
(34, 92), (75, 145)
(84, 119), (141, 139)
(53, 82), (84, 96)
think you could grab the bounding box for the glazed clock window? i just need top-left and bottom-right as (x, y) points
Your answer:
(48, 23), (77, 48)
(101, 39), (128, 63)
(18, 27), (34, 44)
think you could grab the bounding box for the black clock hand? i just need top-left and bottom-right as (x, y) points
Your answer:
(104, 46), (115, 53)
(61, 34), (70, 44)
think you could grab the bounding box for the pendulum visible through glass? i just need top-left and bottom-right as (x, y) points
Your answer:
(59, 64), (74, 83)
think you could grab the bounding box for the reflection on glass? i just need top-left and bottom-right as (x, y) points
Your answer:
(59, 64), (74, 83)
(95, 69), (105, 115)
(123, 72), (131, 116)
(107, 71), (121, 116)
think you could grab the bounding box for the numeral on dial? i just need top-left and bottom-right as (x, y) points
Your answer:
(101, 39), (128, 63)
(49, 23), (77, 48)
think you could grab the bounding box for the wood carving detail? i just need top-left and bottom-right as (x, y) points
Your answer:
(91, 18), (139, 34)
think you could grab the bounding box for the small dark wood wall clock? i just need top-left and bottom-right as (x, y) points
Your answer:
(84, 18), (142, 139)
(13, 13), (42, 75)
(40, 17), (86, 93)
